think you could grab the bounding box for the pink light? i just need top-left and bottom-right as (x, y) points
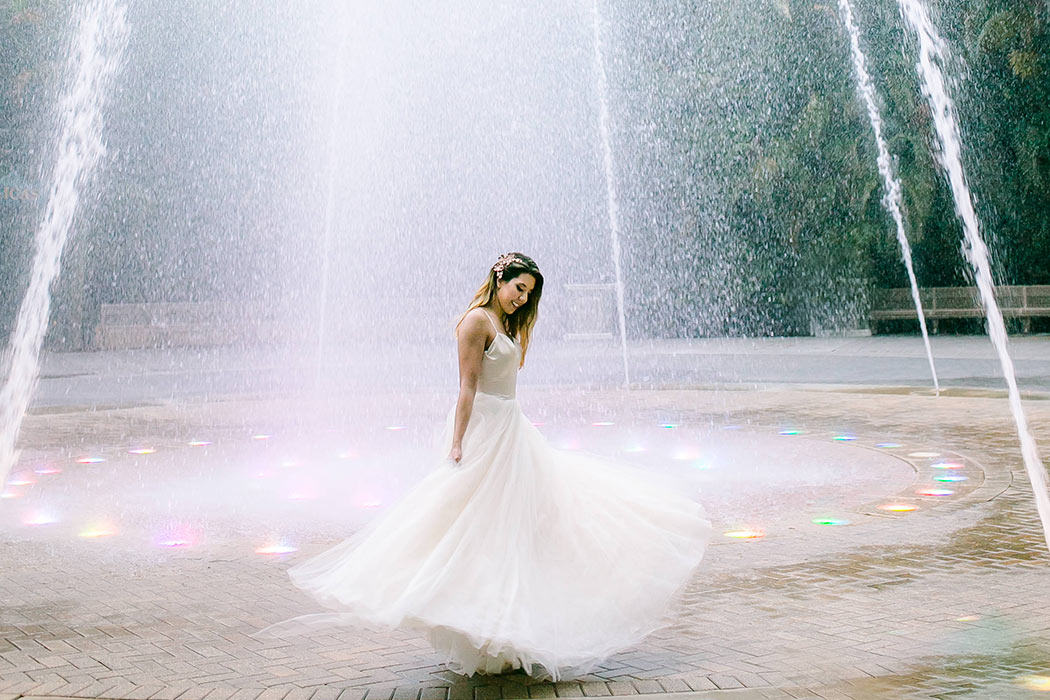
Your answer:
(34, 467), (62, 475)
(916, 488), (954, 497)
(384, 425), (407, 431)
(531, 421), (546, 427)
(7, 476), (35, 487)
(591, 421), (615, 427)
(932, 462), (964, 470)
(157, 538), (194, 548)
(75, 456), (105, 464)
(251, 434), (273, 441)
(188, 440), (212, 447)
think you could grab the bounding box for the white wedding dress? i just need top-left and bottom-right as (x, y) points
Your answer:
(281, 312), (712, 680)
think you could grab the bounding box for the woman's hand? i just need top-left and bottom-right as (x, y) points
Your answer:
(447, 444), (463, 464)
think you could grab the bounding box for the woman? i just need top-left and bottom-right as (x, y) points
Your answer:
(275, 252), (712, 681)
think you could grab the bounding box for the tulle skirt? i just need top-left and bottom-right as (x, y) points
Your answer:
(276, 392), (712, 680)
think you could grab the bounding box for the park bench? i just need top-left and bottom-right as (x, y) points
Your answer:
(869, 285), (1050, 333)
(94, 301), (281, 350)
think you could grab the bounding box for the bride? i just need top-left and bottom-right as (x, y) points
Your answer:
(273, 252), (712, 681)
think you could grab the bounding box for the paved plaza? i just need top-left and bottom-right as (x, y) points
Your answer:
(3, 336), (1050, 699)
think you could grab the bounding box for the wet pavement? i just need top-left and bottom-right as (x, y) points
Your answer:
(3, 336), (1050, 699)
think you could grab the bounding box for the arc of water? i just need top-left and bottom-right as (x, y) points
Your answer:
(837, 0), (939, 392)
(590, 0), (631, 388)
(897, 0), (1050, 551)
(0, 0), (130, 487)
(314, 11), (350, 393)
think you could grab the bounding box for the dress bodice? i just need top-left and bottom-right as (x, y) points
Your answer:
(477, 311), (520, 400)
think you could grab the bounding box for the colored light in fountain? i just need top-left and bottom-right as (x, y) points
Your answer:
(79, 528), (115, 538)
(779, 429), (801, 436)
(723, 529), (764, 539)
(721, 425), (742, 431)
(909, 451), (941, 458)
(1019, 675), (1050, 691)
(658, 423), (679, 429)
(24, 513), (57, 526)
(878, 503), (917, 512)
(251, 434), (272, 441)
(188, 440), (212, 447)
(833, 435), (857, 442)
(34, 467), (62, 475)
(932, 462), (964, 470)
(936, 475), (968, 483)
(384, 425), (407, 431)
(128, 447), (156, 455)
(0, 491), (18, 499)
(591, 421), (614, 427)
(956, 615), (980, 622)
(916, 488), (954, 497)
(7, 476), (35, 487)
(255, 544), (297, 555)
(75, 456), (105, 464)
(876, 442), (902, 449)
(530, 421), (545, 427)
(812, 518), (851, 526)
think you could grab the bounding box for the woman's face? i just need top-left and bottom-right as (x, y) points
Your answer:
(497, 273), (537, 315)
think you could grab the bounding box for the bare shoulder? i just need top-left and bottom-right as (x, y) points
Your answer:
(458, 308), (491, 342)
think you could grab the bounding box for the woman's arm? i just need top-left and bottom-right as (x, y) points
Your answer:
(449, 310), (488, 462)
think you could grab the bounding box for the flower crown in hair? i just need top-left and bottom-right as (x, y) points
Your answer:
(492, 252), (523, 281)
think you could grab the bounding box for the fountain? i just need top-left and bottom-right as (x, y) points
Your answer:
(896, 0), (1050, 551)
(837, 0), (939, 392)
(0, 0), (129, 488)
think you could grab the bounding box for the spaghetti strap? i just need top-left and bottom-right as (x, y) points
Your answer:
(481, 309), (502, 335)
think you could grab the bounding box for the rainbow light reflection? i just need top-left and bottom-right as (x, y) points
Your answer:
(833, 435), (856, 442)
(24, 513), (58, 526)
(779, 429), (801, 436)
(75, 456), (105, 464)
(256, 544), (297, 555)
(909, 451), (941, 458)
(956, 615), (980, 622)
(79, 528), (116, 538)
(932, 462), (964, 469)
(916, 488), (954, 497)
(878, 504), (917, 512)
(935, 475), (968, 483)
(384, 425), (407, 431)
(34, 467), (62, 475)
(7, 477), (34, 486)
(188, 440), (212, 447)
(128, 448), (156, 455)
(251, 434), (272, 441)
(1018, 675), (1050, 691)
(1, 491), (19, 499)
(658, 423), (679, 429)
(876, 442), (902, 448)
(591, 421), (614, 427)
(812, 518), (850, 526)
(723, 529), (764, 539)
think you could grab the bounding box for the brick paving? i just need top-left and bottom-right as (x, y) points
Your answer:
(2, 386), (1050, 699)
